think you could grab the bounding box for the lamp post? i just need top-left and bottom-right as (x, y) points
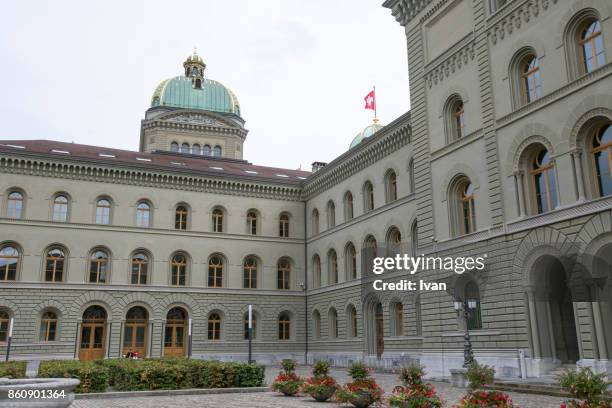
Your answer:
(453, 298), (477, 368)
(247, 305), (253, 364)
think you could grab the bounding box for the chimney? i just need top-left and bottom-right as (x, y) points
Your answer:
(311, 161), (327, 173)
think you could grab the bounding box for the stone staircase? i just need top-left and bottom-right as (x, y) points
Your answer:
(491, 364), (578, 397)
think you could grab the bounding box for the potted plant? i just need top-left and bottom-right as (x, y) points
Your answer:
(557, 367), (611, 408)
(301, 360), (338, 402)
(336, 362), (383, 408)
(453, 362), (516, 408)
(388, 364), (443, 408)
(271, 359), (303, 396)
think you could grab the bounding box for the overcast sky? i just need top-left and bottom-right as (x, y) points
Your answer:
(0, 1), (409, 170)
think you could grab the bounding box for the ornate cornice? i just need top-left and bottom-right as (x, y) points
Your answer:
(425, 35), (476, 88)
(0, 155), (303, 201)
(301, 114), (412, 199)
(487, 0), (558, 46)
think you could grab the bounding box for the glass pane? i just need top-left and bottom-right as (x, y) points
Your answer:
(123, 326), (133, 347)
(135, 326), (145, 347)
(175, 327), (184, 345)
(93, 326), (104, 348)
(547, 169), (557, 209)
(48, 322), (56, 341)
(164, 327), (173, 347)
(80, 326), (91, 348)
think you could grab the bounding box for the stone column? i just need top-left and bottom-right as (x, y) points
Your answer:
(571, 150), (586, 202)
(514, 171), (526, 217)
(591, 299), (608, 361)
(545, 297), (557, 361)
(527, 288), (541, 359)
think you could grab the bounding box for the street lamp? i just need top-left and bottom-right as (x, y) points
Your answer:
(453, 297), (477, 368)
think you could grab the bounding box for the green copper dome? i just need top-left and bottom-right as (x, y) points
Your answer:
(150, 53), (241, 117)
(349, 121), (384, 149)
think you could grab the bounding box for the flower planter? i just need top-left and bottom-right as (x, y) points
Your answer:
(278, 383), (300, 396)
(309, 385), (336, 402)
(348, 390), (376, 408)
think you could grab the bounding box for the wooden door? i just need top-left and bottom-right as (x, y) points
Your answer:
(164, 320), (186, 357)
(79, 322), (106, 361)
(122, 321), (147, 358)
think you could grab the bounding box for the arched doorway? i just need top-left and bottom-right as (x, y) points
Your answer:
(123, 306), (148, 358)
(79, 306), (107, 361)
(530, 256), (580, 364)
(164, 307), (187, 357)
(593, 242), (612, 359)
(375, 303), (384, 358)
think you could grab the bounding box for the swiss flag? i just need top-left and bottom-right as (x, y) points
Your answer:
(364, 90), (376, 111)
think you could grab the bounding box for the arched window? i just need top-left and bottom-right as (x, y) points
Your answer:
(391, 302), (404, 336)
(208, 255), (224, 288)
(52, 195), (69, 222)
(386, 227), (402, 256)
(363, 181), (374, 212)
(244, 312), (257, 340)
(6, 191), (23, 219)
(243, 256), (258, 289)
(180, 143), (190, 154)
(45, 247), (65, 282)
(449, 177), (476, 236)
(326, 201), (335, 229)
(363, 235), (377, 275)
(203, 144), (211, 156)
(328, 308), (338, 338)
(175, 205), (188, 230)
(348, 305), (358, 338)
(136, 201), (151, 227)
(123, 307), (148, 357)
(279, 213), (290, 237)
(164, 307), (187, 356)
(170, 142), (179, 152)
(313, 310), (321, 339)
(345, 242), (357, 280)
(385, 170), (398, 202)
(344, 191), (354, 221)
(445, 96), (466, 142)
(277, 259), (291, 290)
(591, 122), (612, 197)
(95, 198), (111, 224)
(278, 313), (291, 340)
(410, 220), (418, 257)
(312, 208), (320, 235)
(578, 19), (605, 74)
(207, 313), (221, 340)
(213, 145), (222, 157)
(89, 249), (109, 283)
(312, 255), (321, 289)
(191, 144), (201, 155)
(465, 281), (483, 330)
(39, 311), (58, 342)
(212, 208), (224, 233)
(530, 147), (557, 214)
(328, 249), (338, 284)
(171, 253), (187, 286)
(131, 252), (149, 285)
(0, 246), (19, 281)
(408, 159), (415, 193)
(246, 211), (258, 235)
(0, 310), (9, 342)
(515, 53), (541, 106)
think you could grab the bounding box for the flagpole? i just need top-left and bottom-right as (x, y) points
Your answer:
(373, 86), (377, 121)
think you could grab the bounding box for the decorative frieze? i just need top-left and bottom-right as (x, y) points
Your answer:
(487, 0), (558, 46)
(425, 39), (476, 88)
(0, 156), (303, 201)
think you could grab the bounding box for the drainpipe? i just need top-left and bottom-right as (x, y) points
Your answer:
(303, 200), (309, 365)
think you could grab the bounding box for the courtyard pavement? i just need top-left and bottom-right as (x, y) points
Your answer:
(69, 366), (567, 408)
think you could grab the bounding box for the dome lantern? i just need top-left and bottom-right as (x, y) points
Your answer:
(183, 49), (206, 89)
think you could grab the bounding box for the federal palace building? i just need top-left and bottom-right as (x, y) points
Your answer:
(1, 0), (611, 379)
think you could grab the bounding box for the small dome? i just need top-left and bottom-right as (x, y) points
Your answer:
(349, 120), (384, 149)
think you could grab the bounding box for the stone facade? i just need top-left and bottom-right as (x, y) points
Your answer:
(0, 0), (611, 379)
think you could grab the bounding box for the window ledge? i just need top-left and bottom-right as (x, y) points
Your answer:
(440, 330), (501, 337)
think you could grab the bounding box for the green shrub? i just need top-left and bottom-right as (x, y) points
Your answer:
(0, 361), (27, 378)
(38, 360), (109, 393)
(557, 367), (611, 406)
(466, 361), (495, 391)
(38, 359), (264, 393)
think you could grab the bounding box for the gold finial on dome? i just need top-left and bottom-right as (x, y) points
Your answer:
(373, 117), (380, 124)
(183, 49), (206, 88)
